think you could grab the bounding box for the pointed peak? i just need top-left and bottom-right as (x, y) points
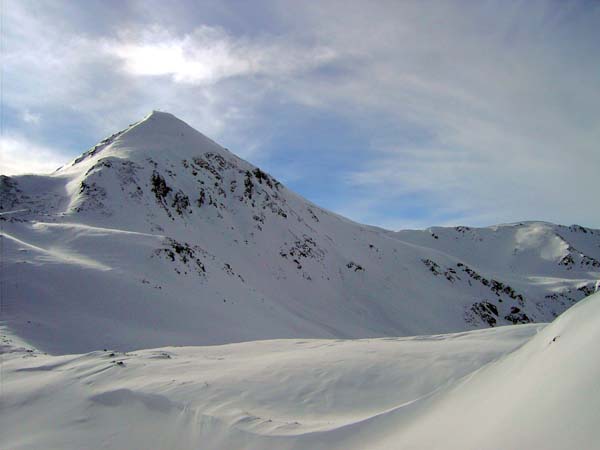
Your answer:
(143, 110), (180, 122)
(64, 110), (238, 173)
(127, 111), (220, 149)
(135, 110), (191, 130)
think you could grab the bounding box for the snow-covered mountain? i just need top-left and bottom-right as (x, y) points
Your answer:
(1, 111), (599, 354)
(2, 111), (600, 450)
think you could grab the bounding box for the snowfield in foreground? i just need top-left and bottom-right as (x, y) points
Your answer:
(3, 291), (600, 449)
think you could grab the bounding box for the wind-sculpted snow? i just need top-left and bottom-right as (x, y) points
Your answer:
(3, 293), (600, 449)
(0, 322), (544, 449)
(1, 111), (599, 354)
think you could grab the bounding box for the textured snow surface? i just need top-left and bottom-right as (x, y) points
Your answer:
(2, 292), (600, 449)
(1, 111), (599, 354)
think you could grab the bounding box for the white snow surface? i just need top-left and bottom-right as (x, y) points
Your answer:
(2, 292), (600, 449)
(2, 111), (600, 449)
(1, 111), (599, 354)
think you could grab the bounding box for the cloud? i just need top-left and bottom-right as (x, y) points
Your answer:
(3, 0), (600, 228)
(2, 3), (336, 161)
(271, 1), (600, 228)
(0, 135), (67, 175)
(106, 25), (337, 85)
(22, 110), (41, 125)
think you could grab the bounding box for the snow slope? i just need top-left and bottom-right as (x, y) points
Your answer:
(2, 292), (599, 449)
(363, 290), (600, 450)
(1, 111), (599, 354)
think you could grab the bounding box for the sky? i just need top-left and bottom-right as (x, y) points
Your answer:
(1, 0), (599, 230)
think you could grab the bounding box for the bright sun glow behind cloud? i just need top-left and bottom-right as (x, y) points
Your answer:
(108, 26), (336, 85)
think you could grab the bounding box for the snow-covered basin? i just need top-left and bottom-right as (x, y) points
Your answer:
(0, 323), (538, 448)
(2, 294), (599, 450)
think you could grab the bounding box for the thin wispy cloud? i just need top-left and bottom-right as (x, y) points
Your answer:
(22, 110), (41, 125)
(0, 135), (66, 175)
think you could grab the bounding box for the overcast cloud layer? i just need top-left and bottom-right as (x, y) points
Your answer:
(2, 0), (599, 229)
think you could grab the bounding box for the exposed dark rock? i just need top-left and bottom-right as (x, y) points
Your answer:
(469, 301), (499, 327)
(171, 191), (191, 216)
(346, 261), (365, 272)
(151, 172), (172, 203)
(154, 238), (207, 276)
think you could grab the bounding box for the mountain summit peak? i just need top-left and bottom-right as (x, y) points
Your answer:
(120, 110), (227, 159)
(68, 111), (226, 169)
(142, 109), (181, 122)
(130, 110), (200, 137)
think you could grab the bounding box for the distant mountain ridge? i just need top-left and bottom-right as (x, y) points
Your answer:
(1, 111), (599, 354)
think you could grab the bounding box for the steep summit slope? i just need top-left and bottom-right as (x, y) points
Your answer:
(1, 112), (599, 353)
